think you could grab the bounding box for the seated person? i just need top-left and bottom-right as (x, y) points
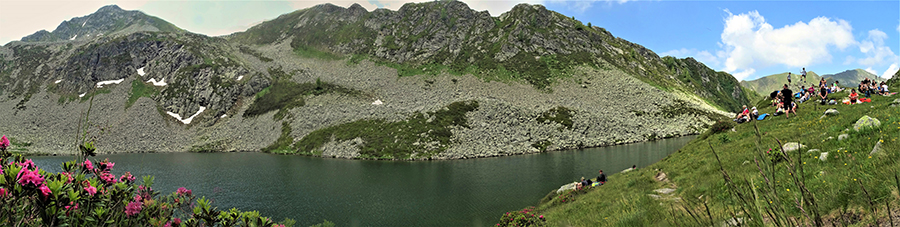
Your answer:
(831, 83), (841, 93)
(883, 82), (890, 94)
(750, 107), (759, 119)
(819, 85), (828, 100)
(735, 105), (750, 122)
(596, 170), (607, 185)
(787, 101), (797, 115)
(849, 89), (859, 103)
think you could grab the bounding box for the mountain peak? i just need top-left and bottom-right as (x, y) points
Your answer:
(96, 4), (124, 13)
(19, 5), (182, 42)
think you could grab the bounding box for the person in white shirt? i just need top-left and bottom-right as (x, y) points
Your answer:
(801, 68), (807, 83)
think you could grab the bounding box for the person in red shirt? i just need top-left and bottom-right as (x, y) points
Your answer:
(849, 89), (859, 104)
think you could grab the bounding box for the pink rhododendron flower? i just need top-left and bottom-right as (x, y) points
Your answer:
(98, 159), (115, 172)
(17, 168), (44, 187)
(173, 218), (181, 225)
(119, 172), (135, 183)
(39, 184), (51, 196)
(84, 185), (97, 196)
(0, 135), (10, 151)
(272, 224), (285, 227)
(99, 172), (117, 184)
(83, 159), (94, 170)
(18, 159), (36, 170)
(65, 201), (79, 211)
(61, 172), (73, 184)
(125, 201), (143, 216)
(0, 188), (8, 197)
(177, 187), (192, 196)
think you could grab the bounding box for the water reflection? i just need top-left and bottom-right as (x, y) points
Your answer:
(29, 136), (693, 226)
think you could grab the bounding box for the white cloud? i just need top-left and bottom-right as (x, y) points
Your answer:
(731, 69), (756, 81)
(882, 63), (899, 79)
(856, 29), (898, 66)
(718, 10), (855, 79)
(864, 67), (878, 75)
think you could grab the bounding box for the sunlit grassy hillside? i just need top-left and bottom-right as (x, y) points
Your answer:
(524, 86), (900, 226)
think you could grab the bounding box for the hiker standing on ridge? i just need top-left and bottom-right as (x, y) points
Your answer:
(801, 68), (807, 83)
(787, 72), (792, 86)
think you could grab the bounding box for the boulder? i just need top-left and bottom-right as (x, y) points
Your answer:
(824, 109), (839, 115)
(869, 140), (883, 156)
(838, 134), (849, 141)
(819, 152), (829, 161)
(782, 142), (805, 152)
(556, 182), (577, 194)
(853, 115), (881, 131)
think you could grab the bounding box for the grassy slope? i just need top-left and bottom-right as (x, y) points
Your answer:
(530, 85), (900, 226)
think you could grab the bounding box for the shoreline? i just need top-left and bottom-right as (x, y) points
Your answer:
(19, 134), (698, 161)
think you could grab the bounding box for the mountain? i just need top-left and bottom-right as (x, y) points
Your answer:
(228, 2), (753, 111)
(0, 2), (754, 160)
(740, 71), (823, 94)
(820, 69), (879, 86)
(742, 68), (882, 95)
(19, 5), (182, 43)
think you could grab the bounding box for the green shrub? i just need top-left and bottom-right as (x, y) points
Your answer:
(293, 100), (479, 159)
(498, 206), (546, 227)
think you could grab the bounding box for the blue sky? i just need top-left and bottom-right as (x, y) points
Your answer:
(1, 0), (898, 81)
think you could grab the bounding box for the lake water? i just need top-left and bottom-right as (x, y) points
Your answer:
(29, 135), (694, 226)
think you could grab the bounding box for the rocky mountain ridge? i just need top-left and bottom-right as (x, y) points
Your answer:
(741, 68), (881, 94)
(20, 5), (182, 43)
(1, 2), (750, 160)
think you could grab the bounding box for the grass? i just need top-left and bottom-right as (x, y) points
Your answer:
(524, 89), (900, 226)
(537, 106), (575, 131)
(125, 79), (161, 109)
(262, 122), (294, 153)
(289, 100), (479, 159)
(243, 78), (362, 119)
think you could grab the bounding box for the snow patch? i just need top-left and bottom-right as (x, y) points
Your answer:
(78, 93), (86, 98)
(146, 78), (167, 86)
(82, 19), (88, 27)
(372, 99), (383, 105)
(220, 114), (227, 118)
(236, 75), (243, 81)
(54, 79), (62, 84)
(70, 35), (77, 40)
(166, 106), (206, 124)
(137, 67), (146, 76)
(96, 78), (124, 88)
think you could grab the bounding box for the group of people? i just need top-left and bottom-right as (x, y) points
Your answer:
(575, 169), (612, 190)
(858, 77), (891, 97)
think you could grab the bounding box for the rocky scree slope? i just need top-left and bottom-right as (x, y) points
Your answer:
(1, 2), (744, 159)
(229, 1), (754, 112)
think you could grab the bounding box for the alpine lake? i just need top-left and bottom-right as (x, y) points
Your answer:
(30, 136), (694, 226)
